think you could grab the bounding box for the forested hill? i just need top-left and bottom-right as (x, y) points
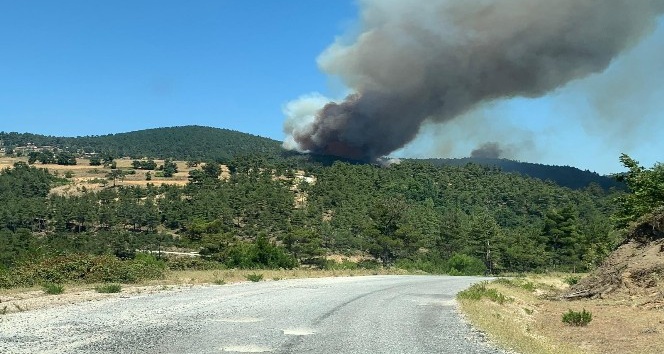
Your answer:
(0, 126), (283, 162)
(1, 126), (622, 190)
(418, 157), (623, 191)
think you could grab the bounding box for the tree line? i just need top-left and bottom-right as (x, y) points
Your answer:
(1, 154), (635, 275)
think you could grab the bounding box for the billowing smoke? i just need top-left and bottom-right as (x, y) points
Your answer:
(471, 142), (504, 159)
(284, 0), (664, 162)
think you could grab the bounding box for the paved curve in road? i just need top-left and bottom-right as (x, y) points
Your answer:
(0, 275), (506, 354)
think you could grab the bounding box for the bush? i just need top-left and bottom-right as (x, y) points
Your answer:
(457, 281), (510, 304)
(564, 276), (581, 286)
(356, 259), (381, 270)
(562, 309), (592, 326)
(520, 281), (536, 291)
(0, 254), (167, 289)
(246, 273), (263, 282)
(395, 257), (447, 274)
(42, 283), (64, 295)
(95, 283), (122, 293)
(446, 254), (487, 276)
(495, 278), (536, 291)
(221, 236), (298, 269)
(328, 259), (360, 270)
(166, 257), (224, 271)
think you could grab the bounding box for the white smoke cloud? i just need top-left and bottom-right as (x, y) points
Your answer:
(282, 93), (334, 152)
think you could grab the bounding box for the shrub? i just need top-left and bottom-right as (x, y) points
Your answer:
(446, 254), (487, 276)
(395, 257), (447, 274)
(42, 283), (64, 295)
(222, 236), (298, 269)
(0, 254), (166, 289)
(356, 259), (381, 270)
(457, 281), (510, 304)
(246, 273), (263, 282)
(493, 278), (515, 286)
(562, 309), (592, 326)
(564, 276), (581, 286)
(494, 277), (536, 291)
(95, 283), (122, 293)
(520, 281), (536, 291)
(166, 257), (224, 271)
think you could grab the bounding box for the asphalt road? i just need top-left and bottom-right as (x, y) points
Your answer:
(0, 275), (505, 354)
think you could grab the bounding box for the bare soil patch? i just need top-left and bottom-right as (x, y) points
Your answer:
(566, 211), (664, 307)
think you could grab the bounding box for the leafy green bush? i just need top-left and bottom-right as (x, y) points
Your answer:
(457, 281), (510, 304)
(356, 259), (381, 270)
(42, 283), (64, 295)
(0, 254), (166, 289)
(95, 283), (122, 293)
(564, 276), (581, 286)
(166, 257), (224, 271)
(446, 254), (487, 276)
(395, 257), (447, 274)
(222, 236), (297, 269)
(246, 273), (263, 282)
(562, 309), (592, 326)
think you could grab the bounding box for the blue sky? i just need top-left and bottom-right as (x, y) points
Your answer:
(0, 0), (356, 137)
(1, 1), (662, 174)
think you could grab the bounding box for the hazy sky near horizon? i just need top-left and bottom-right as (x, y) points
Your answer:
(1, 0), (662, 174)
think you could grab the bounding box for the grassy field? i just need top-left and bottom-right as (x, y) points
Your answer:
(458, 274), (664, 354)
(0, 156), (233, 195)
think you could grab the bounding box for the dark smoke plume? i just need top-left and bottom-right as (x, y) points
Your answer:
(284, 0), (664, 161)
(471, 142), (504, 159)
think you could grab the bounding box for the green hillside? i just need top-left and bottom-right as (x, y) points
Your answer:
(1, 158), (622, 282)
(1, 126), (622, 190)
(0, 126), (283, 162)
(418, 157), (623, 190)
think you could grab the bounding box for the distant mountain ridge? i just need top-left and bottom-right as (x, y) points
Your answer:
(0, 126), (282, 162)
(417, 157), (623, 190)
(1, 126), (622, 190)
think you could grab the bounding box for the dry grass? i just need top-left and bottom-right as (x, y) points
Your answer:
(159, 267), (408, 285)
(0, 156), (26, 170)
(0, 268), (409, 315)
(458, 274), (664, 354)
(1, 157), (198, 195)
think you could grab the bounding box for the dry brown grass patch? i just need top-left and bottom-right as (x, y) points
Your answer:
(459, 274), (664, 354)
(161, 268), (407, 285)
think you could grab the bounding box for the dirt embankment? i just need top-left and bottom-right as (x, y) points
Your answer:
(566, 211), (664, 308)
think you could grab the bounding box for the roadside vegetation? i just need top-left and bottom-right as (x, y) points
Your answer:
(95, 283), (122, 293)
(459, 155), (664, 354)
